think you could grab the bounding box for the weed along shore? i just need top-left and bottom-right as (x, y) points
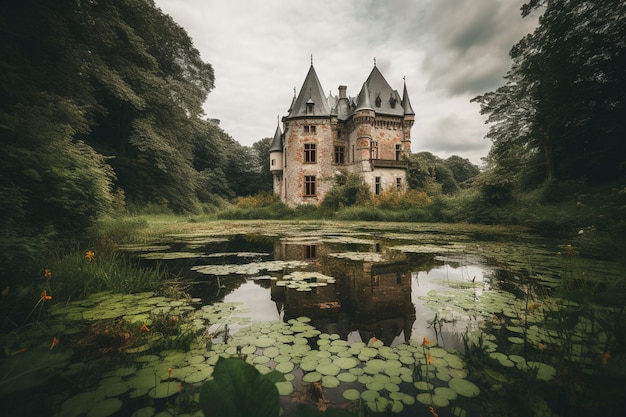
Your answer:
(2, 219), (624, 417)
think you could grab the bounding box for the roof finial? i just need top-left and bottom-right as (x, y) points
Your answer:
(373, 57), (377, 67)
(311, 54), (313, 65)
(403, 75), (406, 82)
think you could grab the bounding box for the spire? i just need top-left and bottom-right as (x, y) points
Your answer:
(287, 63), (330, 118)
(354, 82), (373, 111)
(269, 117), (283, 152)
(362, 65), (403, 116)
(401, 77), (415, 116)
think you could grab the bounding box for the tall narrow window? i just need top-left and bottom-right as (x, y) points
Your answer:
(396, 177), (402, 191)
(370, 141), (379, 159)
(395, 144), (402, 160)
(334, 146), (345, 164)
(304, 176), (316, 196)
(375, 177), (381, 195)
(304, 143), (316, 163)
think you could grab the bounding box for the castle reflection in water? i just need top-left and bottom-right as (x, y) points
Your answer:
(270, 241), (417, 347)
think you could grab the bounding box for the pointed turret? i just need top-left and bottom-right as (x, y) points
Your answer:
(354, 82), (373, 112)
(287, 64), (330, 118)
(269, 120), (282, 152)
(401, 78), (415, 116)
(269, 118), (283, 175)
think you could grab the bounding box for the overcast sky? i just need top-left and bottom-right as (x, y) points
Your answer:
(154, 0), (539, 165)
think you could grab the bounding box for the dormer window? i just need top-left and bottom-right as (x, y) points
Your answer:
(306, 98), (315, 113)
(390, 95), (397, 108)
(375, 95), (382, 107)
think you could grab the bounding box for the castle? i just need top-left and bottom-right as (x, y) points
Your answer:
(269, 62), (414, 207)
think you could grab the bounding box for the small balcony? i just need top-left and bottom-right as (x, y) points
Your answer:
(371, 159), (408, 169)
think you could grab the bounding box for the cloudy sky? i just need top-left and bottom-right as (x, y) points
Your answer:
(154, 0), (539, 165)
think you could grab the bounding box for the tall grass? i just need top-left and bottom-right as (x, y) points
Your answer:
(46, 241), (166, 302)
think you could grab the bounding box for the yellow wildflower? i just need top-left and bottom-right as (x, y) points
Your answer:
(85, 250), (95, 261)
(140, 323), (150, 332)
(40, 290), (52, 301)
(50, 337), (59, 350)
(44, 269), (52, 280)
(427, 351), (433, 364)
(422, 337), (432, 346)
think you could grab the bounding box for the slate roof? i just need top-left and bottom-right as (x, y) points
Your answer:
(269, 120), (282, 152)
(287, 65), (331, 118)
(360, 66), (404, 117)
(285, 63), (414, 121)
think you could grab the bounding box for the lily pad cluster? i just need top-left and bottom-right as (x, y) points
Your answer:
(191, 260), (308, 276)
(274, 271), (336, 292)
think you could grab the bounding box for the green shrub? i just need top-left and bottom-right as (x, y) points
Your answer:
(320, 173), (370, 212)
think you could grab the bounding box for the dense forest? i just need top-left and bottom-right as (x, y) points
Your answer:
(1, 0), (625, 284)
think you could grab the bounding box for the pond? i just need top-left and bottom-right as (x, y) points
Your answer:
(7, 221), (625, 417)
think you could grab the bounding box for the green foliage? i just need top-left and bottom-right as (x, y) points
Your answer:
(0, 345), (72, 398)
(218, 193), (293, 220)
(320, 172), (371, 212)
(199, 357), (285, 417)
(474, 0), (626, 186)
(48, 244), (165, 301)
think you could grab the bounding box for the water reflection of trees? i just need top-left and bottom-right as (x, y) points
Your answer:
(270, 241), (441, 346)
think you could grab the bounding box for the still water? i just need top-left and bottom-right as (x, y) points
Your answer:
(15, 221), (623, 417)
(127, 221), (624, 417)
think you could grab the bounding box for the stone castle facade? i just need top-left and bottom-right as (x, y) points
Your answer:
(269, 63), (414, 206)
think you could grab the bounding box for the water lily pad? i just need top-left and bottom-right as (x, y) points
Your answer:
(337, 372), (358, 383)
(448, 377), (480, 397)
(321, 375), (340, 388)
(275, 362), (294, 374)
(527, 361), (556, 381)
(86, 398), (123, 417)
(361, 390), (380, 402)
(333, 357), (358, 370)
(414, 381), (434, 391)
(343, 388), (361, 401)
(149, 382), (180, 399)
(275, 381), (294, 396)
(316, 362), (341, 376)
(302, 372), (322, 383)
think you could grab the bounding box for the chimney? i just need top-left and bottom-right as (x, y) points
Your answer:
(338, 85), (347, 99)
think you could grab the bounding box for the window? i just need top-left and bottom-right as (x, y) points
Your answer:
(304, 143), (316, 163)
(303, 125), (316, 133)
(304, 245), (317, 258)
(375, 177), (381, 195)
(375, 95), (382, 107)
(271, 159), (276, 166)
(304, 176), (316, 196)
(334, 146), (345, 164)
(396, 177), (402, 191)
(370, 141), (379, 159)
(395, 144), (402, 160)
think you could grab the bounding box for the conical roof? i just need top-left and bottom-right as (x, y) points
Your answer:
(401, 79), (415, 115)
(363, 66), (404, 116)
(354, 82), (373, 112)
(269, 121), (282, 152)
(287, 65), (331, 118)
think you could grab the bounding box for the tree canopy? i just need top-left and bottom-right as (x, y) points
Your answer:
(472, 0), (626, 186)
(0, 0), (263, 279)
